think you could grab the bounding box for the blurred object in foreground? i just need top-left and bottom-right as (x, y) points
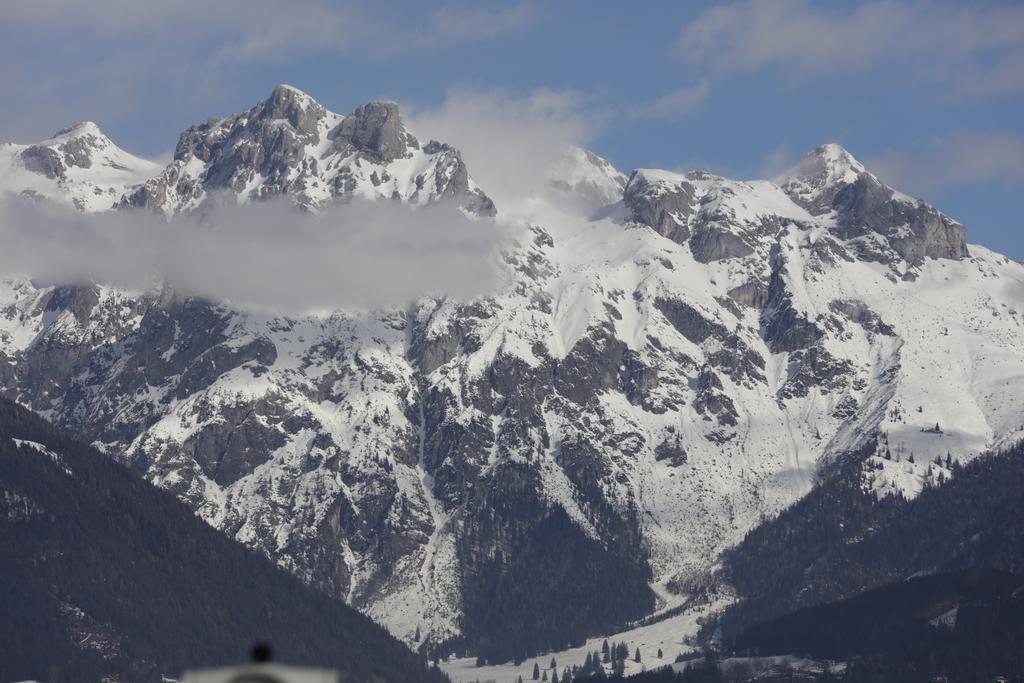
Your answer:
(181, 663), (340, 683)
(182, 644), (340, 683)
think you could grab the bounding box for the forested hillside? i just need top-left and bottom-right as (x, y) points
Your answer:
(719, 439), (1024, 641)
(0, 397), (449, 683)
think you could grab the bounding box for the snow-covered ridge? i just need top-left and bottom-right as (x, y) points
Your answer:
(0, 121), (162, 211)
(0, 85), (495, 218)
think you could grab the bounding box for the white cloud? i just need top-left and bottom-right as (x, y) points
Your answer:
(2, 1), (536, 62)
(865, 130), (1024, 198)
(675, 0), (1024, 98)
(636, 81), (710, 120)
(424, 3), (538, 46)
(0, 197), (516, 312)
(407, 88), (597, 211)
(0, 1), (538, 143)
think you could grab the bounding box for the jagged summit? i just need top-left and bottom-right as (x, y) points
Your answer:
(0, 93), (973, 269)
(803, 142), (866, 175)
(336, 100), (412, 163)
(623, 166), (813, 263)
(767, 142), (968, 263)
(250, 84), (327, 132)
(272, 82), (314, 98)
(120, 86), (494, 216)
(775, 143), (869, 216)
(618, 140), (967, 268)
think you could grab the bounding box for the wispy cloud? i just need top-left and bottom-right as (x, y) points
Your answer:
(0, 1), (538, 142)
(408, 88), (597, 211)
(864, 130), (1024, 198)
(0, 197), (516, 312)
(675, 0), (1024, 98)
(424, 3), (538, 47)
(635, 81), (710, 120)
(3, 1), (536, 60)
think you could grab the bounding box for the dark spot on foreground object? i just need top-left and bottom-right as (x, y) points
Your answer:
(251, 642), (272, 662)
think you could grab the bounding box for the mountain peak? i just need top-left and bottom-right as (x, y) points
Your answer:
(780, 143), (866, 187)
(811, 142), (865, 175)
(272, 83), (312, 98)
(3, 119), (160, 210)
(773, 143), (967, 262)
(813, 142), (857, 161)
(252, 84), (326, 132)
(47, 121), (107, 144)
(336, 100), (410, 163)
(266, 83), (319, 110)
(775, 143), (869, 216)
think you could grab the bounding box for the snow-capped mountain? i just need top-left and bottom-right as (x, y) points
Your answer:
(0, 121), (161, 211)
(0, 85), (494, 218)
(120, 84), (495, 217)
(1, 86), (1022, 662)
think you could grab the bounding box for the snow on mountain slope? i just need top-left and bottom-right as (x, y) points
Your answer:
(1, 90), (1022, 663)
(0, 122), (161, 211)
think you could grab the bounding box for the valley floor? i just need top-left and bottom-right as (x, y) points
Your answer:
(441, 590), (730, 683)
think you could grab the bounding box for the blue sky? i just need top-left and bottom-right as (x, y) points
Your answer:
(3, 0), (1022, 257)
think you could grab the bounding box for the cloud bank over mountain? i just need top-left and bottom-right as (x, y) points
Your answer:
(0, 197), (514, 312)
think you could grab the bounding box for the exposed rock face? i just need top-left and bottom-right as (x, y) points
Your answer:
(335, 101), (412, 163)
(690, 225), (754, 262)
(655, 298), (728, 345)
(19, 145), (66, 179)
(624, 169), (809, 264)
(726, 281), (768, 309)
(624, 170), (695, 243)
(2, 104), (1023, 664)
